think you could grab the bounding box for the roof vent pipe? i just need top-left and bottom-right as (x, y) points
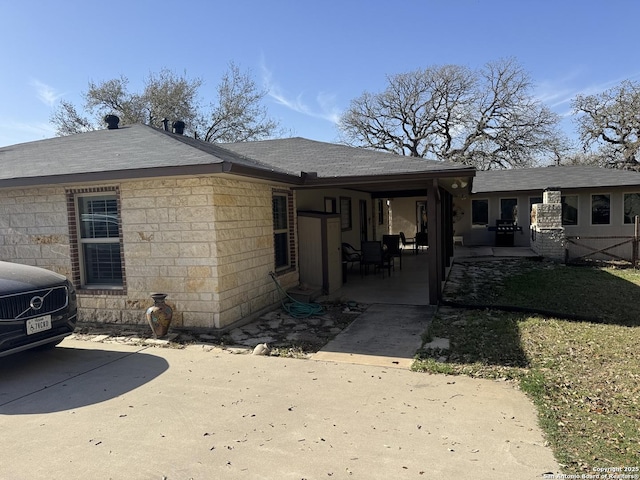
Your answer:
(104, 115), (120, 130)
(161, 118), (169, 131)
(172, 120), (185, 135)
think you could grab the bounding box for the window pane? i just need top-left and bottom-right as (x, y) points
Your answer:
(624, 193), (640, 224)
(272, 196), (287, 230)
(592, 194), (610, 225)
(273, 193), (290, 270)
(500, 198), (518, 221)
(79, 196), (119, 238)
(471, 199), (488, 225)
(274, 232), (288, 268)
(83, 243), (123, 284)
(529, 197), (543, 208)
(562, 195), (578, 226)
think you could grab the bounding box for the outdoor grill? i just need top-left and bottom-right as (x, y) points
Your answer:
(489, 219), (522, 247)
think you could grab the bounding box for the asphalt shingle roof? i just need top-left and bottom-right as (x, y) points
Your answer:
(0, 124), (248, 182)
(0, 124), (471, 186)
(220, 137), (469, 178)
(4, 125), (638, 195)
(473, 166), (640, 194)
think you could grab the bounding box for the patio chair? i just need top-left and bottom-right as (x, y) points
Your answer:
(341, 242), (361, 271)
(399, 231), (416, 254)
(360, 241), (393, 278)
(415, 231), (429, 253)
(382, 234), (402, 270)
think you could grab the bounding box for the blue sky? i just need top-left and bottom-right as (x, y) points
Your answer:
(1, 0), (639, 148)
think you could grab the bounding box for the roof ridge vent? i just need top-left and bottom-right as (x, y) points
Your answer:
(172, 121), (185, 135)
(104, 115), (120, 130)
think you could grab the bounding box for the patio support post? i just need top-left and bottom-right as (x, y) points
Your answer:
(443, 189), (453, 266)
(427, 179), (442, 305)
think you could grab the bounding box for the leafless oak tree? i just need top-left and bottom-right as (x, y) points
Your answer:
(202, 63), (280, 142)
(572, 80), (640, 170)
(339, 58), (562, 169)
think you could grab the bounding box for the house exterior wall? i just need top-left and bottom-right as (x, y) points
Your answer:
(296, 188), (374, 247)
(0, 186), (71, 275)
(562, 187), (639, 261)
(452, 194), (533, 247)
(453, 187), (640, 260)
(0, 176), (298, 331)
(388, 196), (429, 238)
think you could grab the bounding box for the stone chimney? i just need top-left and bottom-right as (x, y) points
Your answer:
(530, 188), (565, 261)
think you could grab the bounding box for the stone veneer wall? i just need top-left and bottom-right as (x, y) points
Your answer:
(530, 190), (565, 261)
(0, 176), (299, 331)
(0, 186), (71, 276)
(118, 176), (297, 330)
(207, 178), (297, 329)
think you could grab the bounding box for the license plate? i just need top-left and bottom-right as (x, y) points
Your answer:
(26, 315), (52, 335)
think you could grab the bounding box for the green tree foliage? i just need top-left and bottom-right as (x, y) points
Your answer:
(572, 80), (640, 170)
(339, 58), (563, 169)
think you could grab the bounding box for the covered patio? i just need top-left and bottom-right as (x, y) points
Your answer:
(318, 245), (539, 307)
(320, 248), (431, 305)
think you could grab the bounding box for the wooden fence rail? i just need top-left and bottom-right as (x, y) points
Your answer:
(565, 216), (640, 267)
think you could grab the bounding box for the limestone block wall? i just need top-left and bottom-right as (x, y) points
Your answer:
(209, 178), (297, 329)
(117, 176), (296, 330)
(115, 176), (218, 328)
(0, 186), (71, 276)
(0, 176), (297, 331)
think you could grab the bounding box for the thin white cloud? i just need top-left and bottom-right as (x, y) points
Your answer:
(260, 59), (341, 124)
(536, 70), (640, 114)
(0, 120), (55, 147)
(30, 79), (63, 107)
(316, 91), (341, 124)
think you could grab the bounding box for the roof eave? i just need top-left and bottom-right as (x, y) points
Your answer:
(0, 163), (229, 188)
(299, 168), (476, 188)
(221, 162), (303, 185)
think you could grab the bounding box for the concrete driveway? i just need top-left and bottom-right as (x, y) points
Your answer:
(0, 338), (559, 479)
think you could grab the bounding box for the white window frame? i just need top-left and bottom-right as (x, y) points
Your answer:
(75, 192), (124, 289)
(272, 192), (290, 271)
(623, 192), (640, 225)
(471, 198), (489, 227)
(561, 195), (579, 226)
(591, 193), (611, 226)
(499, 197), (518, 222)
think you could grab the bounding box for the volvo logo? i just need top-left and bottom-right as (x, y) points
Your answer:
(30, 296), (44, 311)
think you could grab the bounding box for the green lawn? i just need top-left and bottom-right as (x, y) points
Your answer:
(413, 259), (640, 473)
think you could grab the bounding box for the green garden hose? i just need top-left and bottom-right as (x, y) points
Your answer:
(269, 272), (324, 318)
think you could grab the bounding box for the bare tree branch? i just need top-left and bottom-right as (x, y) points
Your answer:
(572, 80), (640, 170)
(50, 64), (281, 143)
(339, 58), (562, 169)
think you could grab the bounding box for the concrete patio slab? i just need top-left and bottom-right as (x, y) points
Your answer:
(311, 304), (433, 369)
